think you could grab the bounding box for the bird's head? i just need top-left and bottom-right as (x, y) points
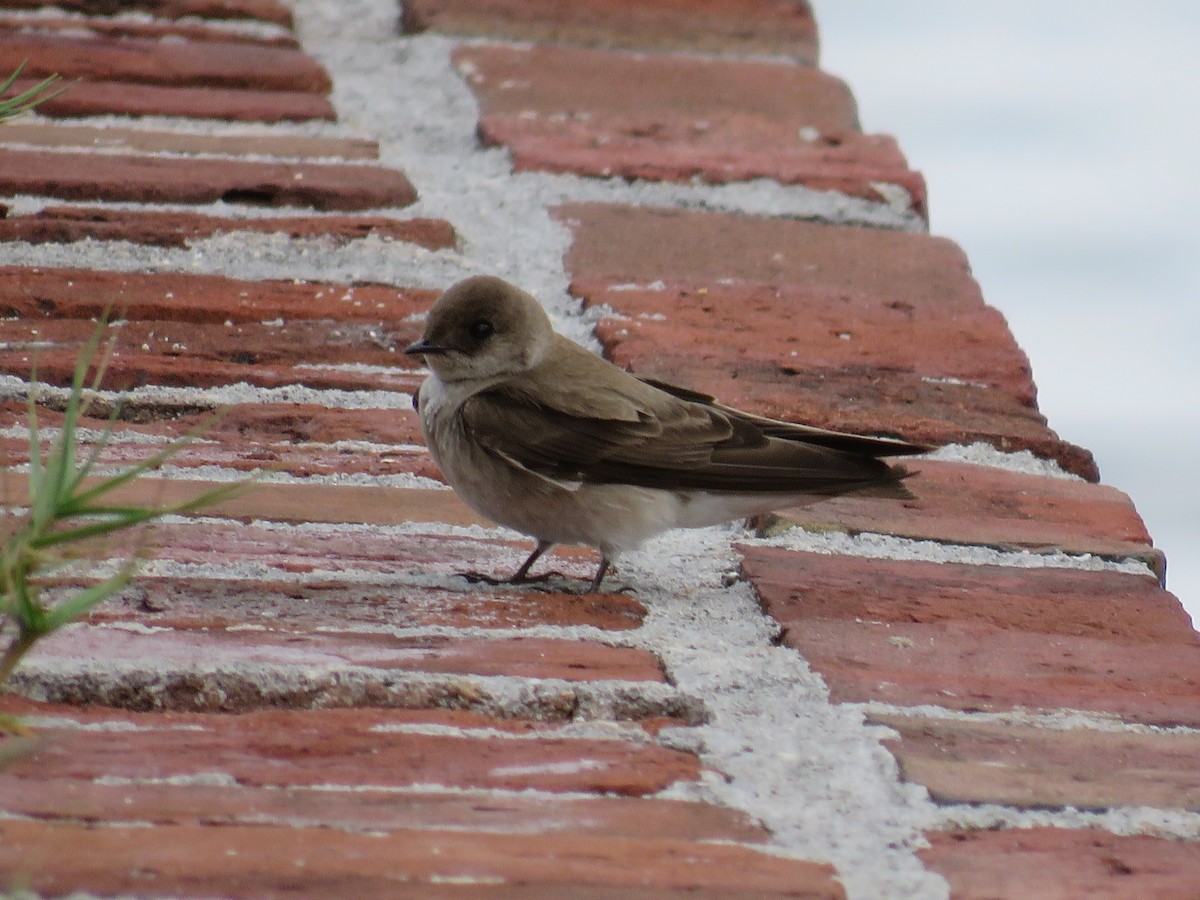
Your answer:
(405, 276), (555, 382)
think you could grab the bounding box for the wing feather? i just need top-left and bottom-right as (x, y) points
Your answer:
(460, 359), (925, 497)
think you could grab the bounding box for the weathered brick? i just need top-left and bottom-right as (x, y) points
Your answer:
(874, 714), (1200, 811)
(921, 829), (1200, 900)
(3, 77), (334, 121)
(0, 320), (421, 393)
(0, 122), (377, 159)
(0, 819), (844, 898)
(0, 403), (438, 483)
(0, 267), (436, 325)
(404, 0), (819, 62)
(85, 575), (647, 633)
(559, 207), (1097, 478)
(742, 546), (1200, 725)
(458, 44), (923, 213)
(0, 31), (330, 92)
(0, 12), (300, 47)
(774, 459), (1160, 575)
(0, 147), (415, 209)
(30, 623), (665, 683)
(6, 707), (688, 792)
(0, 206), (455, 250)
(577, 278), (1035, 407)
(743, 547), (1188, 644)
(0, 0), (293, 27)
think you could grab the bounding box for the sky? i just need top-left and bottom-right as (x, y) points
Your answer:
(813, 1), (1200, 625)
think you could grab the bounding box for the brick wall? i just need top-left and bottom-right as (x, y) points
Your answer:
(0, 1), (1197, 897)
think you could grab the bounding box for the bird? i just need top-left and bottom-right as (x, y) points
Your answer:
(405, 275), (929, 593)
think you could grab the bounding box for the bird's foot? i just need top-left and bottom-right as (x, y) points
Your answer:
(456, 569), (575, 590)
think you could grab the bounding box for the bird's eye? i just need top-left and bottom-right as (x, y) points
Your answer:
(467, 320), (494, 340)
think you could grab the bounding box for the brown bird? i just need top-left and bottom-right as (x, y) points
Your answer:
(406, 275), (928, 592)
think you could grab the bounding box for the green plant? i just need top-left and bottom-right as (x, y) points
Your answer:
(0, 61), (67, 123)
(1, 323), (244, 691)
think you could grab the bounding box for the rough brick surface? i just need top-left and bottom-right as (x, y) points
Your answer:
(0, 266), (436, 326)
(0, 0), (1193, 893)
(775, 459), (1160, 575)
(4, 707), (690, 792)
(458, 44), (924, 213)
(0, 819), (845, 898)
(0, 0), (294, 26)
(742, 545), (1200, 725)
(0, 30), (331, 92)
(0, 206), (456, 250)
(874, 713), (1200, 811)
(561, 209), (1096, 477)
(3, 77), (335, 121)
(0, 148), (415, 210)
(404, 0), (820, 62)
(0, 122), (378, 159)
(0, 12), (300, 46)
(921, 829), (1200, 900)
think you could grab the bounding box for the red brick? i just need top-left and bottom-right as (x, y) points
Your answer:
(0, 30), (330, 92)
(1, 780), (765, 843)
(0, 393), (433, 475)
(0, 403), (438, 482)
(743, 546), (1188, 644)
(4, 707), (688, 792)
(86, 575), (647, 633)
(0, 819), (843, 898)
(558, 207), (1097, 478)
(457, 44), (923, 214)
(0, 206), (455, 250)
(0, 122), (378, 159)
(0, 321), (420, 394)
(0, 0), (293, 27)
(742, 546), (1200, 725)
(404, 0), (819, 62)
(29, 624), (664, 684)
(0, 12), (300, 47)
(874, 714), (1200, 811)
(458, 45), (855, 133)
(578, 278), (1035, 407)
(0, 147), (414, 209)
(921, 829), (1200, 900)
(0, 266), (436, 325)
(776, 459), (1159, 575)
(4, 77), (334, 122)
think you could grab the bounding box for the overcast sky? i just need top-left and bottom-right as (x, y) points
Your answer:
(814, 1), (1200, 625)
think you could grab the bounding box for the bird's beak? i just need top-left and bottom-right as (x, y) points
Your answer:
(404, 338), (450, 356)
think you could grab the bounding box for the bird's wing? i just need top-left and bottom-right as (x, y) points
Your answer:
(639, 377), (932, 457)
(460, 354), (916, 495)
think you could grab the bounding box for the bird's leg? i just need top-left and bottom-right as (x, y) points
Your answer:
(459, 540), (554, 586)
(510, 540), (553, 582)
(586, 556), (611, 594)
